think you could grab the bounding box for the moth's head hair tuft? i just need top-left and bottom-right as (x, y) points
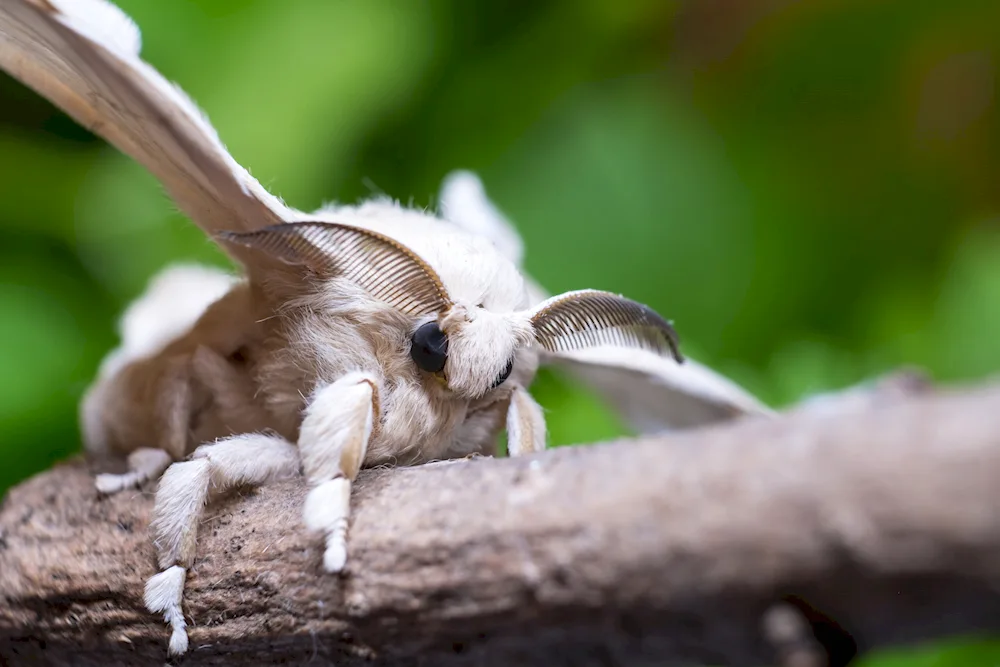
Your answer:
(439, 303), (534, 399)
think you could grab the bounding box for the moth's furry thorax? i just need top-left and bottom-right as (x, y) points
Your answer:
(253, 263), (540, 466)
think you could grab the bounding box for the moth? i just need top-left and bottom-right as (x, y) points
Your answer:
(0, 0), (770, 656)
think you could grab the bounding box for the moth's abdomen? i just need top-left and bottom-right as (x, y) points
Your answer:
(81, 266), (260, 460)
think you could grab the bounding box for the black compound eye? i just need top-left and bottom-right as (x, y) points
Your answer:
(491, 357), (514, 390)
(410, 321), (448, 373)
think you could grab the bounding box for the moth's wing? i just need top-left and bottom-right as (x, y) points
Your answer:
(544, 346), (774, 433)
(439, 170), (525, 265)
(438, 170), (550, 304)
(0, 0), (296, 264)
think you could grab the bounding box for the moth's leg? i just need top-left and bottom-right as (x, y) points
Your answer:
(144, 433), (299, 656)
(506, 386), (547, 456)
(94, 448), (172, 494)
(299, 371), (379, 573)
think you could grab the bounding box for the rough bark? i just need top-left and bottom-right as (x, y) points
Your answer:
(2, 380), (1000, 666)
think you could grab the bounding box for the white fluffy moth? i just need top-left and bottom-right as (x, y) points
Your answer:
(0, 0), (771, 656)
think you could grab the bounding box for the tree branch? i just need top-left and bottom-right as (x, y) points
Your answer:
(3, 380), (1000, 666)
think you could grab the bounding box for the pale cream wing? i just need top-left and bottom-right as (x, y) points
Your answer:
(0, 0), (296, 259)
(439, 170), (525, 265)
(544, 346), (773, 433)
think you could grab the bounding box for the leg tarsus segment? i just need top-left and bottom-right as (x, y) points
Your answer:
(94, 447), (172, 495)
(303, 478), (351, 572)
(144, 565), (188, 656)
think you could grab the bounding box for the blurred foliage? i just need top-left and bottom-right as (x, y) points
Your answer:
(1, 0), (999, 663)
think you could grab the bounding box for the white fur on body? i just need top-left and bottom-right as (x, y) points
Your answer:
(87, 200), (548, 655)
(85, 200), (546, 468)
(0, 0), (766, 657)
(80, 179), (762, 655)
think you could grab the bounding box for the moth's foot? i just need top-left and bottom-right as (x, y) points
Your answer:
(95, 448), (172, 495)
(145, 565), (189, 655)
(304, 478), (351, 573)
(323, 539), (347, 573)
(94, 472), (135, 495)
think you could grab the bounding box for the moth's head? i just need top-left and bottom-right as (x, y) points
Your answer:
(411, 303), (535, 399)
(222, 221), (683, 399)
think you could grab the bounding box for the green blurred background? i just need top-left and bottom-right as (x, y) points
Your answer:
(1, 0), (999, 663)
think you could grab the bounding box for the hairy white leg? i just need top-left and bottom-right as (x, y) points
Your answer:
(94, 447), (172, 494)
(506, 386), (547, 457)
(299, 371), (378, 573)
(145, 434), (299, 655)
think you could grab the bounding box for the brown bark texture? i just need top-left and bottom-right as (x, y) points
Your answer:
(2, 379), (1000, 666)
